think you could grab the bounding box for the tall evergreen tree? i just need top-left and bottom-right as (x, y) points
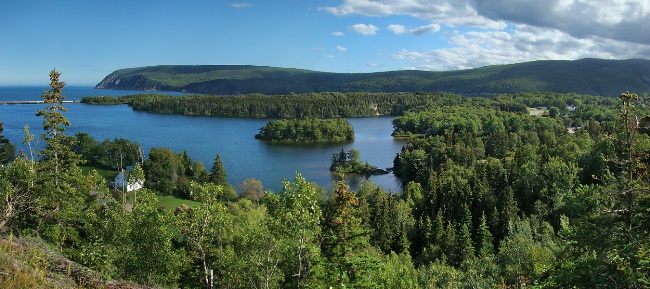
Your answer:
(33, 69), (87, 247)
(209, 153), (228, 186)
(476, 212), (495, 258)
(321, 181), (379, 287)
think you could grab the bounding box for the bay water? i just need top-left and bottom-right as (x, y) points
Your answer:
(0, 86), (405, 192)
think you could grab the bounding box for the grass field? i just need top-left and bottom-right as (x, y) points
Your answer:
(81, 165), (119, 182)
(156, 195), (202, 211)
(528, 107), (548, 116)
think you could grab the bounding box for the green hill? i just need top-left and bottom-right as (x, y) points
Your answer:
(96, 59), (650, 96)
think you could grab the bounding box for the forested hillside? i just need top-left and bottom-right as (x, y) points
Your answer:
(96, 59), (650, 96)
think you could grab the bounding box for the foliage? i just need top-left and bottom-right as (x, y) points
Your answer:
(265, 173), (323, 287)
(142, 147), (209, 197)
(86, 91), (459, 118)
(73, 133), (143, 169)
(358, 182), (415, 255)
(127, 163), (144, 186)
(115, 189), (184, 286)
(256, 118), (354, 143)
(32, 69), (89, 249)
(330, 148), (387, 175)
(237, 178), (264, 202)
(321, 180), (381, 287)
(176, 181), (229, 289)
(0, 122), (15, 164)
(209, 153), (228, 185)
(0, 157), (36, 232)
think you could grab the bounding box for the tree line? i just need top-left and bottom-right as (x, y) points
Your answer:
(81, 91), (466, 118)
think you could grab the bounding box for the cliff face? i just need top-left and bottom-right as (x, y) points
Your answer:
(95, 59), (650, 96)
(96, 73), (168, 91)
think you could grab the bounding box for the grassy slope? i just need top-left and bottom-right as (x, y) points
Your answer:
(0, 235), (156, 289)
(156, 195), (201, 211)
(79, 164), (200, 212)
(95, 59), (650, 96)
(80, 165), (118, 182)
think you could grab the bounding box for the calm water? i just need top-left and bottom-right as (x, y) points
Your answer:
(0, 86), (405, 192)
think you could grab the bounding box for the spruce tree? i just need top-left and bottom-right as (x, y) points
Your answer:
(34, 69), (86, 248)
(209, 154), (228, 186)
(457, 223), (475, 264)
(321, 181), (379, 287)
(476, 211), (494, 257)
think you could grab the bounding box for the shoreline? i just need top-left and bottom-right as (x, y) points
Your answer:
(0, 100), (79, 105)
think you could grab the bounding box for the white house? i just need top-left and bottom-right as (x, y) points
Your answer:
(114, 168), (144, 192)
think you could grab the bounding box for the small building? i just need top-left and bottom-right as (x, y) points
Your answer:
(114, 168), (144, 192)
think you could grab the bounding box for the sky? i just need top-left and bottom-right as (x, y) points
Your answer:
(1, 0), (649, 85)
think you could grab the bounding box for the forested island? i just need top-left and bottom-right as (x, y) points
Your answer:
(3, 69), (650, 288)
(329, 148), (388, 175)
(255, 118), (354, 143)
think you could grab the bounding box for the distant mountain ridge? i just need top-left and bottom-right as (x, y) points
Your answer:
(96, 59), (650, 96)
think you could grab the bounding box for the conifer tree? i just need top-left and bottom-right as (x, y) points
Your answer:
(36, 69), (82, 179)
(457, 223), (475, 264)
(209, 154), (228, 186)
(34, 69), (86, 248)
(321, 181), (379, 287)
(476, 211), (495, 257)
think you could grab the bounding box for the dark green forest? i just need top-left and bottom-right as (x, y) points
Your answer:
(2, 70), (650, 288)
(255, 118), (354, 143)
(82, 91), (477, 118)
(95, 59), (650, 96)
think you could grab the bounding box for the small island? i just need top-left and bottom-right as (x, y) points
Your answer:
(255, 118), (354, 143)
(330, 148), (389, 175)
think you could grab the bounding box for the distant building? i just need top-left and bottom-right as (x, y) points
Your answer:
(114, 168), (144, 192)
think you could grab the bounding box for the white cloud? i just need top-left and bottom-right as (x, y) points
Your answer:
(322, 0), (650, 70)
(409, 24), (441, 35)
(325, 54), (336, 59)
(349, 23), (380, 35)
(229, 2), (252, 8)
(473, 0), (650, 44)
(332, 31), (345, 36)
(323, 0), (650, 44)
(389, 23), (441, 35)
(368, 63), (382, 67)
(392, 26), (650, 71)
(322, 0), (506, 29)
(336, 45), (347, 51)
(387, 24), (406, 35)
(312, 47), (327, 51)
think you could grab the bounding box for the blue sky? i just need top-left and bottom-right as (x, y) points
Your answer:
(1, 0), (649, 85)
